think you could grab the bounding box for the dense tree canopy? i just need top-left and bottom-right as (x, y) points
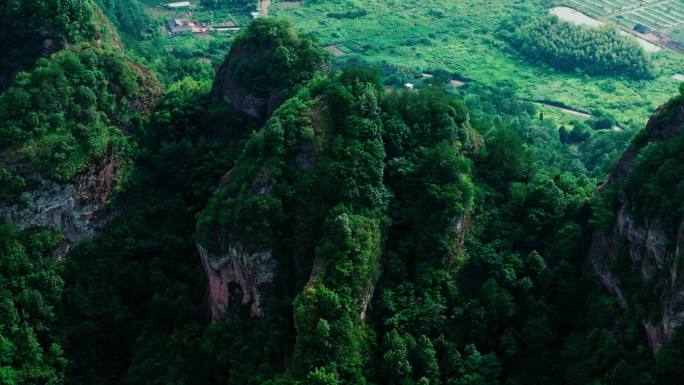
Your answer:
(0, 0), (95, 88)
(622, 93), (684, 234)
(0, 221), (66, 385)
(94, 0), (149, 38)
(0, 1), (682, 384)
(0, 45), (154, 182)
(224, 18), (330, 95)
(507, 16), (654, 79)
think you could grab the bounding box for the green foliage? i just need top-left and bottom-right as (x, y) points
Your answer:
(0, 0), (95, 85)
(94, 0), (149, 37)
(195, 66), (478, 385)
(382, 329), (413, 384)
(54, 77), (256, 385)
(276, 0), (683, 127)
(2, 2), (678, 382)
(0, 45), (150, 181)
(623, 110), (684, 233)
(508, 16), (654, 79)
(43, 65), (668, 385)
(200, 0), (252, 8)
(579, 126), (636, 178)
(306, 366), (341, 385)
(0, 168), (27, 204)
(656, 332), (684, 385)
(226, 18), (330, 96)
(328, 9), (369, 19)
(590, 187), (618, 233)
(0, 0), (93, 43)
(0, 221), (66, 385)
(559, 122), (590, 144)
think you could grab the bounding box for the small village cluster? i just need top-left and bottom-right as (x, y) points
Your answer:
(162, 1), (249, 35)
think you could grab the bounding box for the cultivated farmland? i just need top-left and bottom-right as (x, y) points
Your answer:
(272, 0), (684, 125)
(563, 0), (684, 47)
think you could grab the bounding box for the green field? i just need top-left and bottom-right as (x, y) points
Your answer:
(272, 0), (684, 126)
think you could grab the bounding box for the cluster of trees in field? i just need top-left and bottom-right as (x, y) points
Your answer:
(506, 16), (655, 79)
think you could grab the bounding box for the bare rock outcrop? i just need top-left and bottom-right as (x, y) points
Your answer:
(0, 154), (120, 254)
(590, 207), (684, 352)
(198, 242), (276, 319)
(197, 165), (281, 320)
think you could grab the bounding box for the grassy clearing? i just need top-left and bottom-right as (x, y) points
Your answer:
(272, 0), (684, 126)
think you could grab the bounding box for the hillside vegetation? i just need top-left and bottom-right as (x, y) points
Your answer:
(94, 0), (149, 37)
(25, 18), (680, 385)
(0, 2), (684, 385)
(0, 0), (95, 89)
(0, 0), (160, 212)
(0, 47), (156, 182)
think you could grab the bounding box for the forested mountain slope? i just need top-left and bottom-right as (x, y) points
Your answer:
(0, 0), (160, 249)
(0, 2), (162, 382)
(0, 3), (683, 385)
(0, 0), (94, 91)
(210, 18), (329, 120)
(590, 87), (684, 353)
(189, 19), (684, 385)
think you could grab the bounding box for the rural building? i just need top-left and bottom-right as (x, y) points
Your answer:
(166, 1), (191, 8)
(167, 18), (194, 35)
(404, 83), (414, 90)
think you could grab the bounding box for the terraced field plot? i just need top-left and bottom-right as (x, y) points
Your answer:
(564, 0), (684, 43)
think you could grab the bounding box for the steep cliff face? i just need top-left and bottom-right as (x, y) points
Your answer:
(0, 1), (161, 250)
(0, 154), (119, 252)
(0, 57), (159, 249)
(590, 95), (684, 352)
(197, 164), (282, 319)
(197, 18), (330, 319)
(209, 18), (328, 120)
(196, 93), (320, 320)
(197, 242), (276, 319)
